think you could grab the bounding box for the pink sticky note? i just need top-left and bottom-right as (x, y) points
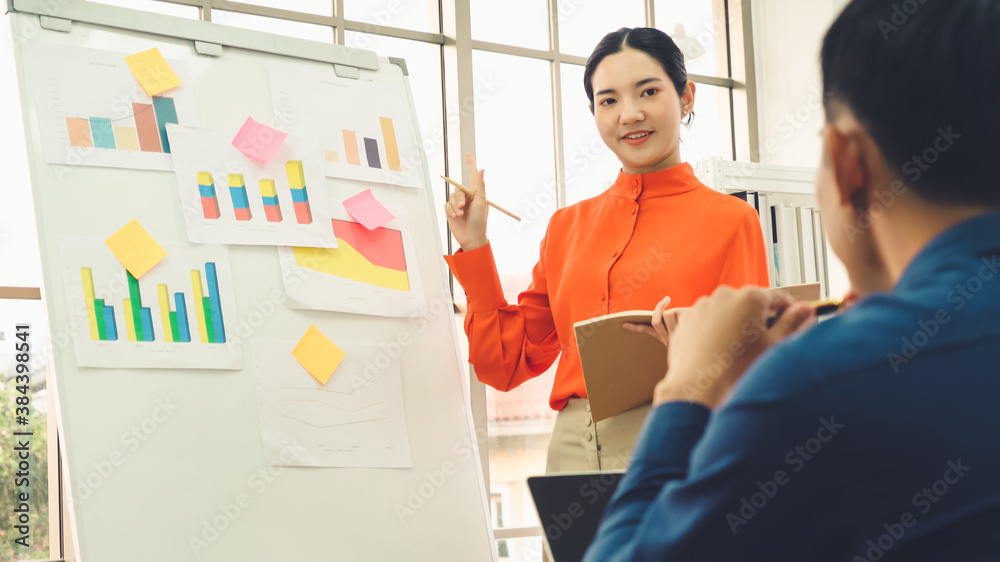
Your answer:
(342, 189), (396, 230)
(231, 117), (288, 162)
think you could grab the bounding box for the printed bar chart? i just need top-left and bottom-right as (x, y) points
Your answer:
(65, 97), (181, 154)
(286, 161), (312, 225)
(78, 263), (226, 345)
(326, 118), (401, 172)
(197, 171), (221, 220)
(259, 179), (283, 223)
(228, 174), (252, 221)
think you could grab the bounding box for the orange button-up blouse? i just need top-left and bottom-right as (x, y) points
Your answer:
(444, 163), (770, 411)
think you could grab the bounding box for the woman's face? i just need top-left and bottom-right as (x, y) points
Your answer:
(590, 48), (694, 175)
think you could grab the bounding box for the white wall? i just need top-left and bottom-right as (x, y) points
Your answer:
(751, 0), (851, 298)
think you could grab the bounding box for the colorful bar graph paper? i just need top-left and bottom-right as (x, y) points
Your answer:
(197, 171), (221, 220)
(325, 150), (340, 163)
(379, 117), (402, 172)
(343, 130), (361, 165)
(78, 263), (224, 346)
(228, 174), (252, 221)
(205, 262), (226, 343)
(363, 137), (381, 169)
(89, 117), (116, 149)
(152, 96), (179, 153)
(133, 103), (162, 153)
(259, 179), (282, 223)
(286, 161), (312, 225)
(67, 118), (94, 148)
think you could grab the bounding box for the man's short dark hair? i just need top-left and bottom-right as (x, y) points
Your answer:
(822, 0), (1000, 206)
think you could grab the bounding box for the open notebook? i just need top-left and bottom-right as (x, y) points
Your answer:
(574, 283), (821, 422)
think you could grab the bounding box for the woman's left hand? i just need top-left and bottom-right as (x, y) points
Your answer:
(652, 286), (814, 409)
(623, 296), (684, 351)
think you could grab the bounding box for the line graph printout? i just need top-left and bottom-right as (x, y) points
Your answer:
(253, 339), (412, 468)
(27, 42), (200, 171)
(268, 62), (423, 188)
(167, 124), (335, 247)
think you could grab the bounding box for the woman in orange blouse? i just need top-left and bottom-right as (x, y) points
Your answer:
(444, 27), (770, 472)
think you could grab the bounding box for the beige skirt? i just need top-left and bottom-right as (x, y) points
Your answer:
(545, 398), (651, 474)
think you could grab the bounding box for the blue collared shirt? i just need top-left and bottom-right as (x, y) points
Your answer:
(585, 213), (1000, 561)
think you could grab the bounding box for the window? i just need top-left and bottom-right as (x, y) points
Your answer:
(1, 2), (752, 560)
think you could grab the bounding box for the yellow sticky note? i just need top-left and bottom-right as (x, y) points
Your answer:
(104, 219), (167, 279)
(124, 48), (182, 96)
(291, 325), (346, 385)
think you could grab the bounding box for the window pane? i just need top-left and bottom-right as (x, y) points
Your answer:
(212, 10), (334, 42)
(472, 51), (557, 531)
(560, 63), (622, 206)
(471, 0), (549, 50)
(471, 51), (556, 277)
(87, 0), (199, 18)
(655, 0), (728, 77)
(680, 83), (733, 163)
(344, 0), (440, 34)
(557, 0), (645, 58)
(236, 0), (333, 16)
(496, 536), (546, 561)
(344, 32), (447, 250)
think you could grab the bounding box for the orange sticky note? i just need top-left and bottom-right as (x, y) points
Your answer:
(291, 325), (346, 385)
(104, 219), (167, 279)
(124, 48), (182, 96)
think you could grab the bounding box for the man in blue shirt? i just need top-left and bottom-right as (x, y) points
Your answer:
(586, 0), (1000, 560)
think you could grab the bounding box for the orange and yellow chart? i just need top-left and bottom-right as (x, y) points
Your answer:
(293, 219), (409, 292)
(281, 209), (425, 317)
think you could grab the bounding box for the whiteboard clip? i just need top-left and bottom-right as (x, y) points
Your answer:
(388, 57), (409, 76)
(333, 63), (360, 80)
(39, 15), (72, 33)
(194, 41), (223, 57)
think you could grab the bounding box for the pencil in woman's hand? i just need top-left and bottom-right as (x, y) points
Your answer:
(440, 175), (522, 222)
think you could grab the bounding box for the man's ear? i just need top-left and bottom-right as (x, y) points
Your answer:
(588, 102), (594, 115)
(824, 124), (868, 207)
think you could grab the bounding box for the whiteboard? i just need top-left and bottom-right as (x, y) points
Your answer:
(8, 1), (495, 560)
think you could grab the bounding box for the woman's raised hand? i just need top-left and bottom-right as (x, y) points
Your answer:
(444, 152), (490, 252)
